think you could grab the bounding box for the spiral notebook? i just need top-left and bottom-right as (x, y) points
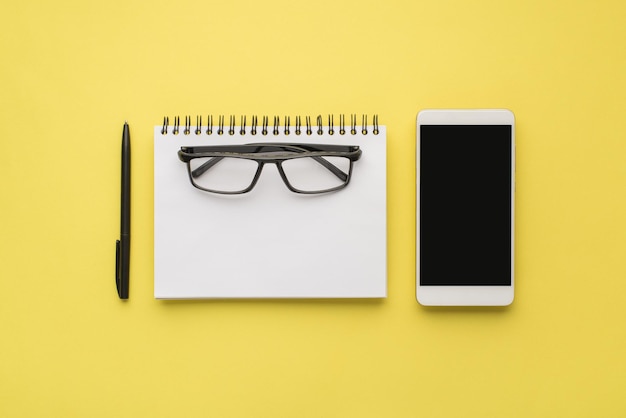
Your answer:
(154, 114), (386, 299)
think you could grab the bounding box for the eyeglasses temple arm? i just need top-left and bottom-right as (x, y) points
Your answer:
(190, 156), (224, 178)
(311, 156), (349, 182)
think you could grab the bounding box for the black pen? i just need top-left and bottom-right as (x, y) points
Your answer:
(116, 121), (130, 299)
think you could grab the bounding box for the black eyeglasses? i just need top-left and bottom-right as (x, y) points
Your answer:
(177, 143), (362, 194)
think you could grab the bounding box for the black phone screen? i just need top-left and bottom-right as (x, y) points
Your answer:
(419, 125), (512, 286)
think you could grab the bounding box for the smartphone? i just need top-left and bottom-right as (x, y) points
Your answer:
(416, 109), (515, 306)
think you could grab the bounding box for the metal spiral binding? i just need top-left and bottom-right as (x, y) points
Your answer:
(195, 116), (202, 135)
(295, 116), (302, 135)
(161, 114), (380, 136)
(206, 115), (213, 135)
(218, 115), (224, 135)
(262, 116), (269, 135)
(251, 115), (258, 135)
(184, 116), (191, 135)
(239, 116), (246, 135)
(229, 115), (236, 136)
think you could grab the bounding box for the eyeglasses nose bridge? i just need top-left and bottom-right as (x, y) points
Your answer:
(251, 160), (295, 192)
(229, 159), (293, 193)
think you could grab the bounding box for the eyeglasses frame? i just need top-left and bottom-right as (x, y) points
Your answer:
(177, 142), (363, 195)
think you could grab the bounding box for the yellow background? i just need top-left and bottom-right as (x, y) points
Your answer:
(1, 0), (625, 416)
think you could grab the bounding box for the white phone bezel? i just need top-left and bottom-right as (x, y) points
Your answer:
(416, 109), (515, 306)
